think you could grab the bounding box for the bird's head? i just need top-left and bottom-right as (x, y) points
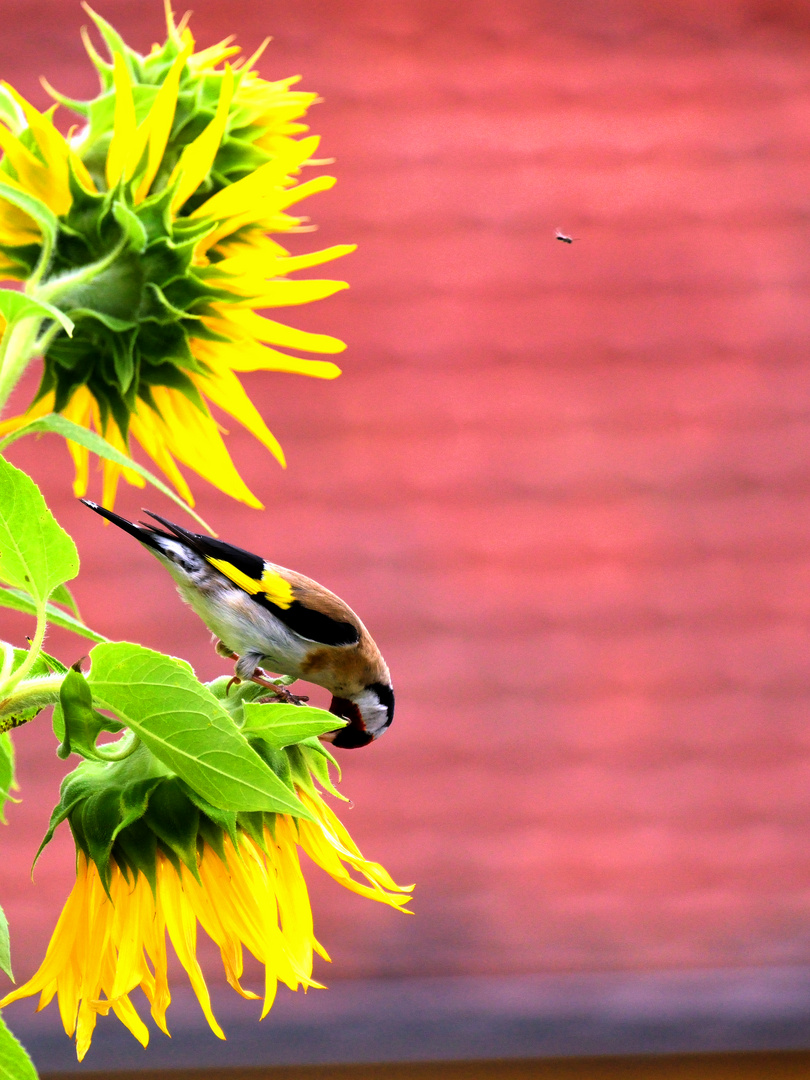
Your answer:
(329, 682), (395, 748)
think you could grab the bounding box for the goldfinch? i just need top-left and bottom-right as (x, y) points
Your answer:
(81, 501), (394, 748)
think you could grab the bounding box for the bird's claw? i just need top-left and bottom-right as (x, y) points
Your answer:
(221, 649), (306, 705)
(259, 687), (309, 706)
(242, 666), (307, 705)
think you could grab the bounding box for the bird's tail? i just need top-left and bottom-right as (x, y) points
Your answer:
(79, 500), (169, 552)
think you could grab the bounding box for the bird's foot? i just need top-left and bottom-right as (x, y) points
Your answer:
(223, 651), (307, 704)
(259, 687), (310, 706)
(225, 671), (307, 703)
(249, 670), (309, 705)
(215, 639), (239, 661)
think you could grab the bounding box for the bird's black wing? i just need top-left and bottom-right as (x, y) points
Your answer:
(144, 511), (359, 647)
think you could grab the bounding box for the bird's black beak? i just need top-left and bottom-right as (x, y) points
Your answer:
(328, 696), (374, 748)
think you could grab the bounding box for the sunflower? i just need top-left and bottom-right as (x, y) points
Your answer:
(0, 778), (411, 1061)
(0, 3), (353, 508)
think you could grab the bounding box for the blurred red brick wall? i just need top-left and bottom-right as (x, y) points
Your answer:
(2, 0), (810, 990)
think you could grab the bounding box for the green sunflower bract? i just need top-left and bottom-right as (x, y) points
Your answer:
(0, 2), (353, 508)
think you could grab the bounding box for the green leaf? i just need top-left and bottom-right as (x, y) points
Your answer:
(0, 733), (15, 825)
(0, 1014), (37, 1080)
(143, 779), (200, 876)
(112, 200), (147, 253)
(242, 701), (345, 751)
(0, 179), (61, 290)
(38, 651), (69, 675)
(113, 816), (159, 890)
(0, 287), (73, 338)
(0, 457), (78, 603)
(87, 643), (311, 817)
(299, 738), (344, 800)
(0, 413), (213, 534)
(58, 664), (122, 761)
(79, 786), (126, 888)
(286, 741), (344, 800)
(207, 675), (270, 724)
(0, 904), (12, 982)
(0, 182), (56, 246)
(0, 586), (107, 643)
(0, 647), (60, 735)
(50, 582), (81, 618)
(34, 745), (166, 870)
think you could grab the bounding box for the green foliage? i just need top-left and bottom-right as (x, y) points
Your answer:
(0, 587), (106, 643)
(0, 647), (58, 729)
(0, 413), (212, 532)
(288, 739), (344, 801)
(49, 582), (81, 618)
(19, 172), (223, 442)
(0, 734), (15, 825)
(0, 457), (77, 604)
(0, 448), (352, 1026)
(0, 904), (12, 982)
(40, 746), (242, 891)
(0, 288), (73, 338)
(87, 642), (310, 816)
(57, 664), (123, 761)
(0, 1015), (37, 1080)
(0, 180), (61, 290)
(35, 742), (168, 876)
(242, 700), (346, 750)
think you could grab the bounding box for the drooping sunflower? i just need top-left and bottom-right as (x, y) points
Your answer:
(0, 3), (353, 508)
(0, 757), (411, 1061)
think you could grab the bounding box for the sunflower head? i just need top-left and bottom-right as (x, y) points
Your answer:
(0, 3), (352, 508)
(4, 713), (411, 1060)
(52, 3), (318, 208)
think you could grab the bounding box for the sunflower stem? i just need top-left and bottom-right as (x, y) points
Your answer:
(0, 603), (49, 700)
(93, 729), (138, 762)
(0, 672), (63, 733)
(35, 234), (128, 307)
(0, 642), (15, 684)
(34, 320), (64, 358)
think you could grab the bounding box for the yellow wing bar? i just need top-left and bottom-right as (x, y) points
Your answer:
(206, 558), (294, 609)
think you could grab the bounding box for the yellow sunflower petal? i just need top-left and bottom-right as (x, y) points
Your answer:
(134, 35), (194, 203)
(243, 278), (349, 309)
(110, 994), (149, 1049)
(191, 335), (340, 379)
(238, 38), (271, 75)
(190, 135), (320, 221)
(190, 359), (285, 466)
(145, 387), (263, 508)
(106, 54), (138, 188)
(277, 173), (335, 211)
(273, 243), (357, 275)
(169, 65), (234, 214)
(1, 84), (71, 200)
(139, 881), (171, 1036)
(129, 407), (194, 504)
(0, 198), (41, 246)
(59, 387), (94, 497)
(0, 123), (68, 215)
(206, 306), (347, 354)
(0, 859), (86, 1013)
(0, 391), (54, 437)
(158, 859), (225, 1040)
